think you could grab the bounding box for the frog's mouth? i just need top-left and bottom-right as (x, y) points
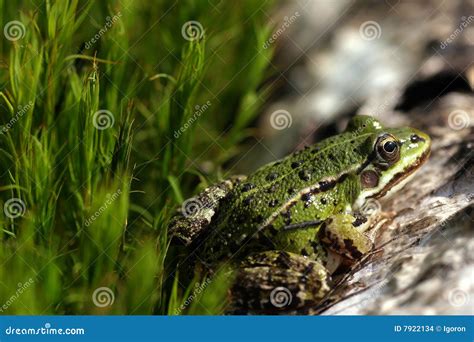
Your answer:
(369, 147), (431, 200)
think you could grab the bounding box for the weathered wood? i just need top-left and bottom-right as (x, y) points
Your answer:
(318, 90), (474, 315)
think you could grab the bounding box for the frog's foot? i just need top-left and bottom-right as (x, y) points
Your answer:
(353, 209), (396, 240)
(231, 251), (330, 312)
(318, 213), (373, 261)
(169, 175), (246, 246)
(375, 210), (397, 222)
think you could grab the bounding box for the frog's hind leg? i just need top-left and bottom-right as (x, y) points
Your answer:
(169, 175), (246, 246)
(230, 251), (330, 313)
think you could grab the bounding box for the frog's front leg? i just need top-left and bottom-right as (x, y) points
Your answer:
(169, 175), (246, 246)
(318, 213), (373, 261)
(230, 251), (330, 312)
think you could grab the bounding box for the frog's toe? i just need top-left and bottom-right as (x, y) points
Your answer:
(230, 251), (330, 312)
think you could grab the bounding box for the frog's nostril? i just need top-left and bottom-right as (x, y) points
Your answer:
(410, 134), (425, 143)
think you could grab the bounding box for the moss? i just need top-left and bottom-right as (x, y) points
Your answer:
(0, 0), (275, 314)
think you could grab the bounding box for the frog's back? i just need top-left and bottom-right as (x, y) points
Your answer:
(201, 119), (379, 260)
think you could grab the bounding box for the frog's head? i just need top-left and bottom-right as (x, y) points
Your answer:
(352, 116), (431, 208)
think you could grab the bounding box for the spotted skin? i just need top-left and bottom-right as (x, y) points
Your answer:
(231, 251), (330, 312)
(170, 115), (431, 312)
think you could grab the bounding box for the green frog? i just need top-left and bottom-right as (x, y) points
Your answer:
(169, 115), (431, 312)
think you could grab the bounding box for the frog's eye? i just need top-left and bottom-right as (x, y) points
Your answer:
(376, 134), (400, 164)
(383, 141), (397, 153)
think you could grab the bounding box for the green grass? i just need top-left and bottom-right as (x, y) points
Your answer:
(0, 0), (275, 314)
